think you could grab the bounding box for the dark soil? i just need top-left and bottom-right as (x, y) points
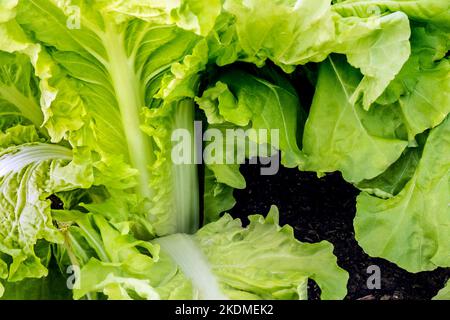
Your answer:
(229, 164), (450, 300)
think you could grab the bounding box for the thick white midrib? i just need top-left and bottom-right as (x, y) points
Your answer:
(103, 26), (154, 200)
(0, 144), (72, 176)
(172, 100), (199, 234)
(155, 234), (228, 300)
(0, 85), (43, 128)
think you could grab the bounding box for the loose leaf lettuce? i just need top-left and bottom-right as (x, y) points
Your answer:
(0, 141), (93, 282)
(0, 42), (94, 284)
(215, 0), (411, 109)
(56, 206), (348, 300)
(188, 206), (348, 300)
(196, 69), (305, 168)
(8, 0), (206, 235)
(197, 68), (306, 222)
(1, 0), (447, 301)
(377, 24), (450, 141)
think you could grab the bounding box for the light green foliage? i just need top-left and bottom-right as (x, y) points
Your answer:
(434, 281), (450, 300)
(355, 117), (450, 272)
(303, 56), (408, 183)
(0, 0), (448, 300)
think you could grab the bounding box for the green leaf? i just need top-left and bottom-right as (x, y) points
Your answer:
(377, 25), (450, 141)
(0, 51), (44, 130)
(197, 68), (307, 221)
(168, 0), (222, 36)
(222, 0), (336, 70)
(217, 0), (411, 108)
(57, 213), (193, 300)
(433, 280), (450, 300)
(0, 262), (72, 300)
(203, 167), (237, 224)
(356, 147), (421, 198)
(158, 206), (349, 300)
(0, 258), (6, 297)
(196, 69), (305, 168)
(10, 0), (206, 235)
(337, 11), (411, 109)
(0, 142), (93, 282)
(141, 100), (200, 235)
(302, 55), (408, 183)
(59, 206), (348, 300)
(0, 124), (41, 148)
(333, 0), (450, 26)
(355, 116), (450, 272)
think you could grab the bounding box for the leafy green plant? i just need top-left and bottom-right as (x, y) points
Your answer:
(0, 0), (448, 300)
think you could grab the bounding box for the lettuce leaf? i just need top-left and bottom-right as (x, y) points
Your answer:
(211, 0), (412, 109)
(355, 116), (450, 272)
(333, 0), (450, 26)
(55, 206), (348, 300)
(196, 69), (305, 168)
(0, 51), (43, 131)
(3, 0), (447, 300)
(0, 262), (72, 300)
(356, 147), (422, 198)
(377, 24), (450, 141)
(302, 55), (408, 183)
(0, 36), (95, 284)
(0, 141), (93, 282)
(6, 0), (208, 236)
(433, 280), (450, 300)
